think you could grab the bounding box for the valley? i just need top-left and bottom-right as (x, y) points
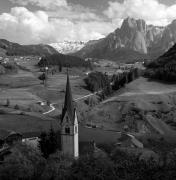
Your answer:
(1, 0), (176, 178)
(1, 54), (176, 149)
(1, 17), (176, 165)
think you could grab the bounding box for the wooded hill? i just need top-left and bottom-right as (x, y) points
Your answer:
(145, 44), (176, 82)
(0, 39), (58, 56)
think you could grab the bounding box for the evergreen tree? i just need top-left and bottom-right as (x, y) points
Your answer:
(39, 132), (48, 158)
(38, 73), (46, 85)
(6, 99), (10, 107)
(48, 127), (58, 155)
(59, 63), (62, 72)
(39, 128), (60, 159)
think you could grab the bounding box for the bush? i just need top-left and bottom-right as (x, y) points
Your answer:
(0, 109), (6, 114)
(5, 99), (10, 107)
(3, 62), (18, 73)
(0, 143), (46, 180)
(38, 73), (46, 84)
(39, 128), (61, 158)
(14, 104), (20, 110)
(0, 65), (6, 75)
(84, 96), (97, 107)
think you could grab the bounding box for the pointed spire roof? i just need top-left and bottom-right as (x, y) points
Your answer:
(61, 70), (75, 123)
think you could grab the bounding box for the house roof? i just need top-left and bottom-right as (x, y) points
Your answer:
(0, 129), (22, 140)
(61, 72), (75, 124)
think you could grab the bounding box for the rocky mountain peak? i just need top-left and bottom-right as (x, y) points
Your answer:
(120, 17), (147, 34)
(74, 17), (176, 62)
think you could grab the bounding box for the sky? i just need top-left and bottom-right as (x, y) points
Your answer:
(0, 0), (176, 44)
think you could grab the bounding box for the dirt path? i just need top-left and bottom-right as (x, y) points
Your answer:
(43, 103), (56, 115)
(119, 89), (176, 97)
(43, 90), (102, 115)
(74, 90), (102, 102)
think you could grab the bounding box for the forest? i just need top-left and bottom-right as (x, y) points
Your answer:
(1, 140), (176, 180)
(84, 68), (140, 94)
(38, 54), (92, 68)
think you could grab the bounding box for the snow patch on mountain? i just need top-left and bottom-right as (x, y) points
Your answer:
(49, 41), (86, 54)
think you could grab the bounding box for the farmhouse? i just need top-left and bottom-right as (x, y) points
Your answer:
(0, 129), (22, 147)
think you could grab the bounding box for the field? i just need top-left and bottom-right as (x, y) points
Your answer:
(86, 77), (176, 143)
(0, 56), (95, 137)
(1, 56), (176, 146)
(0, 114), (59, 137)
(79, 126), (121, 143)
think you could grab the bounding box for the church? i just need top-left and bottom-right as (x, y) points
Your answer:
(59, 72), (120, 158)
(60, 72), (79, 158)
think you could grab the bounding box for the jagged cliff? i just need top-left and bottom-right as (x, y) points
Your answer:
(74, 17), (176, 62)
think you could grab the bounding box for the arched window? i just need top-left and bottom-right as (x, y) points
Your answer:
(65, 127), (70, 134)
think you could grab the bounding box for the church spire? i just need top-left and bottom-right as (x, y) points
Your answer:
(61, 70), (75, 123)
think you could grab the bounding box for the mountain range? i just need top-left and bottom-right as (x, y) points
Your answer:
(0, 39), (58, 56)
(73, 17), (176, 62)
(49, 41), (86, 54)
(1, 17), (176, 63)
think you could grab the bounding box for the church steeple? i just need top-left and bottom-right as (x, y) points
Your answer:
(61, 71), (75, 124)
(60, 70), (79, 158)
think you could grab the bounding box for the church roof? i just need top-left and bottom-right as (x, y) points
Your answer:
(61, 71), (75, 124)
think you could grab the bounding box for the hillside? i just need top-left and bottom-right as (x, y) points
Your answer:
(73, 17), (176, 62)
(145, 44), (176, 81)
(0, 39), (58, 56)
(83, 77), (176, 142)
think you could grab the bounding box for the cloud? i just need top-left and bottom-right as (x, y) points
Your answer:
(0, 7), (113, 44)
(10, 0), (68, 9)
(48, 4), (101, 21)
(104, 0), (176, 26)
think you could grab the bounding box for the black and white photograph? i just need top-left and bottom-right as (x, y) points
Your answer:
(0, 0), (176, 179)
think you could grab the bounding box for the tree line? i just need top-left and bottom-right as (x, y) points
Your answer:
(38, 54), (92, 69)
(111, 68), (140, 90)
(145, 62), (176, 82)
(84, 71), (111, 93)
(84, 68), (140, 98)
(1, 140), (176, 180)
(144, 44), (176, 82)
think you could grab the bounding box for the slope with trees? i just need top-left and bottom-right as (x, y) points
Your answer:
(1, 141), (176, 180)
(38, 53), (92, 68)
(145, 44), (176, 82)
(0, 39), (58, 56)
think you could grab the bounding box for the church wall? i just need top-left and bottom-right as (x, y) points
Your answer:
(61, 135), (74, 156)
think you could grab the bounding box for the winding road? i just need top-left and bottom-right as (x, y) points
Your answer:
(74, 90), (102, 102)
(43, 103), (56, 115)
(42, 90), (102, 115)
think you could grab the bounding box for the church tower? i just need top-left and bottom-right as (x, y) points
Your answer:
(60, 72), (79, 158)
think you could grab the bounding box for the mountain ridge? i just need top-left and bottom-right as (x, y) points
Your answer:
(73, 17), (176, 62)
(0, 39), (58, 56)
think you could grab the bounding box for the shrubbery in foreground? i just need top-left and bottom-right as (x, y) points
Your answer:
(1, 142), (176, 180)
